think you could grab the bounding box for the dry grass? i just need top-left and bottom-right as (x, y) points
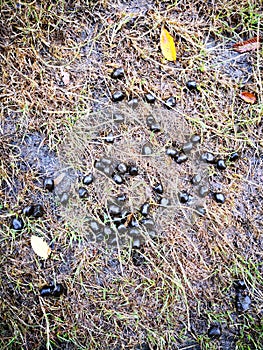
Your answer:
(0, 0), (262, 349)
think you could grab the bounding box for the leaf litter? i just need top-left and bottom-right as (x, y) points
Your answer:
(233, 36), (262, 53)
(31, 235), (51, 259)
(160, 26), (177, 61)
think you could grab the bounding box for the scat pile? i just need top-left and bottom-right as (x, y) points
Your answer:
(57, 102), (209, 247)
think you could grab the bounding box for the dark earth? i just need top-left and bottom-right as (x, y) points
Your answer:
(0, 0), (262, 349)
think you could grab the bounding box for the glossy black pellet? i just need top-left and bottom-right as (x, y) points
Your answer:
(111, 67), (124, 79)
(178, 191), (189, 203)
(200, 152), (215, 163)
(217, 159), (227, 170)
(33, 204), (44, 218)
(208, 325), (221, 339)
(112, 173), (123, 185)
(23, 205), (34, 217)
(11, 217), (24, 231)
(40, 286), (53, 297)
(165, 96), (176, 109)
(83, 173), (94, 186)
(78, 187), (88, 198)
(43, 177), (54, 191)
(40, 283), (65, 297)
(213, 192), (225, 204)
(150, 123), (161, 133)
(105, 132), (114, 143)
(129, 165), (138, 176)
(190, 134), (201, 144)
(52, 284), (65, 297)
(175, 154), (188, 164)
(153, 183), (163, 194)
(112, 91), (125, 102)
(140, 202), (150, 217)
(229, 152), (239, 162)
(116, 163), (128, 174)
(166, 148), (178, 158)
(186, 80), (198, 90)
(145, 93), (156, 103)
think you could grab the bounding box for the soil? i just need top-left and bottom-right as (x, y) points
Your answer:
(0, 1), (262, 349)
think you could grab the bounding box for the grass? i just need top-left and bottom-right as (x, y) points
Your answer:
(0, 0), (263, 349)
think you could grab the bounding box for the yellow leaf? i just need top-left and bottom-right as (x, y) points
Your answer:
(160, 26), (176, 62)
(31, 235), (51, 259)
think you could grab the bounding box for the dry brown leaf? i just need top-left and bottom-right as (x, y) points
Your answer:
(54, 172), (66, 186)
(31, 235), (51, 259)
(233, 37), (261, 53)
(239, 91), (256, 104)
(160, 26), (176, 62)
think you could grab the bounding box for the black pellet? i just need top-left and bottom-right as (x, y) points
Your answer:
(145, 93), (156, 103)
(11, 217), (24, 231)
(83, 173), (94, 186)
(23, 205), (34, 217)
(112, 173), (123, 185)
(33, 204), (44, 218)
(140, 202), (150, 217)
(186, 80), (198, 91)
(112, 91), (125, 102)
(78, 187), (88, 198)
(165, 96), (176, 109)
(213, 192), (225, 204)
(111, 67), (124, 79)
(43, 177), (54, 191)
(153, 183), (163, 194)
(216, 159), (226, 170)
(175, 154), (188, 164)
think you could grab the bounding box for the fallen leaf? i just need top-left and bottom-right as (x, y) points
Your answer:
(239, 91), (256, 104)
(233, 37), (261, 53)
(160, 26), (176, 61)
(31, 235), (51, 259)
(54, 172), (66, 186)
(61, 70), (70, 85)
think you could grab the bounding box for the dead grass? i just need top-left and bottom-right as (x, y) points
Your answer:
(0, 0), (262, 349)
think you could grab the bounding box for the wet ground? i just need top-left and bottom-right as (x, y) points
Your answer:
(0, 1), (262, 349)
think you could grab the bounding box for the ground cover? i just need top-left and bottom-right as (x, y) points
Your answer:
(0, 1), (262, 349)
